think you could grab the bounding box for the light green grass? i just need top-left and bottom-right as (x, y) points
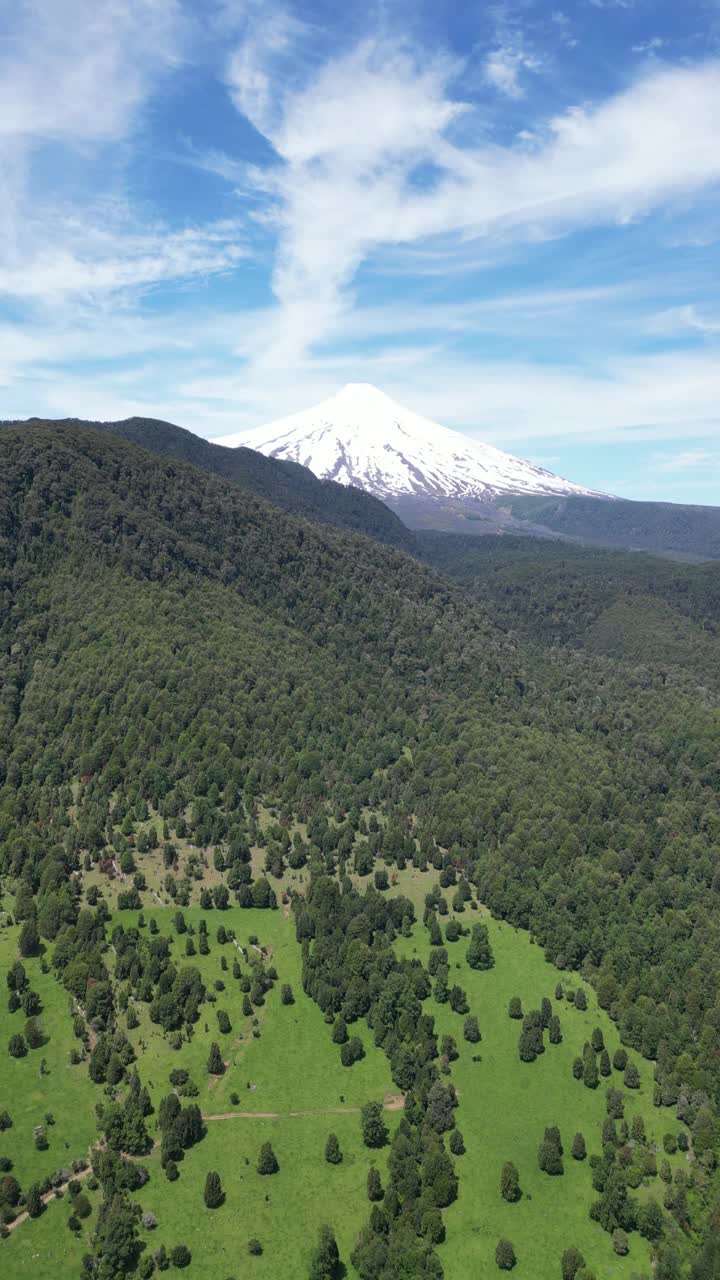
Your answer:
(0, 926), (97, 1188)
(398, 911), (680, 1280)
(131, 1111), (391, 1278)
(115, 906), (392, 1113)
(1, 1184), (102, 1279)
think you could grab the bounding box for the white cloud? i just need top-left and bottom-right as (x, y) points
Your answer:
(484, 46), (542, 98)
(223, 40), (720, 366)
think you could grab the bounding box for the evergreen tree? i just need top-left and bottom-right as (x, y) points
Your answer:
(571, 1133), (586, 1161)
(466, 924), (493, 970)
(500, 1162), (520, 1202)
(495, 1238), (516, 1270)
(561, 1247), (585, 1280)
(203, 1170), (224, 1208)
(360, 1102), (388, 1149)
(367, 1166), (383, 1201)
(207, 1042), (224, 1075)
(26, 1183), (44, 1218)
(508, 996), (522, 1020)
(309, 1224), (340, 1280)
(324, 1133), (342, 1165)
(599, 1049), (611, 1077)
(463, 1015), (481, 1043)
(257, 1142), (278, 1175)
(549, 1015), (562, 1045)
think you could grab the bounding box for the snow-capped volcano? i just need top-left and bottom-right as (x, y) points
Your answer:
(216, 383), (597, 501)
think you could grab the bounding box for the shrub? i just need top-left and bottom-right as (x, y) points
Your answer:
(571, 1133), (586, 1161)
(170, 1245), (191, 1268)
(561, 1247), (585, 1279)
(248, 1238), (262, 1255)
(495, 1238), (516, 1270)
(508, 997), (522, 1020)
(325, 1133), (342, 1165)
(463, 1015), (481, 1043)
(204, 1170), (224, 1208)
(500, 1161), (520, 1202)
(449, 1129), (465, 1156)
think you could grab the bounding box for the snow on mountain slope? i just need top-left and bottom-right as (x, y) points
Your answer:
(214, 383), (599, 501)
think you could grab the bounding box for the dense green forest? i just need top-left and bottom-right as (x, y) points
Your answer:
(3, 416), (414, 550)
(504, 493), (720, 560)
(1, 423), (720, 1277)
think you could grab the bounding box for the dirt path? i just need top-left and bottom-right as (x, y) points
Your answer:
(4, 1163), (92, 1234)
(204, 1092), (405, 1121)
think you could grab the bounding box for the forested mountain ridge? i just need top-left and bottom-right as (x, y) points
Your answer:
(1, 415), (414, 551)
(2, 424), (720, 1276)
(418, 531), (720, 688)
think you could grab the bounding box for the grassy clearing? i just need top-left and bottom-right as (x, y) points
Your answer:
(130, 1110), (392, 1278)
(1, 1183), (102, 1280)
(0, 926), (97, 1189)
(397, 909), (681, 1280)
(115, 906), (392, 1114)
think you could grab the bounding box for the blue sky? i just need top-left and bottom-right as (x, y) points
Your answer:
(1, 0), (720, 503)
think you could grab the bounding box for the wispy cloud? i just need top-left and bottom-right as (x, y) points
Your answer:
(483, 46), (543, 98)
(223, 36), (720, 366)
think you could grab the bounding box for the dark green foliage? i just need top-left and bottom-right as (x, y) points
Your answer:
(549, 1015), (562, 1045)
(538, 1127), (563, 1176)
(466, 924), (493, 970)
(367, 1166), (383, 1201)
(571, 1133), (586, 1161)
(309, 1224), (341, 1280)
(257, 1142), (278, 1175)
(170, 1245), (191, 1268)
(518, 1010), (544, 1063)
(591, 1027), (604, 1053)
(8, 1034), (27, 1058)
(325, 1133), (342, 1165)
(495, 1238), (516, 1270)
(624, 1062), (640, 1089)
(612, 1049), (627, 1072)
(574, 990), (587, 1012)
(26, 1183), (44, 1218)
(463, 1015), (481, 1043)
(340, 1036), (365, 1067)
(360, 1103), (388, 1150)
(561, 1247), (585, 1280)
(203, 1170), (224, 1208)
(248, 1238), (262, 1255)
(508, 997), (522, 1020)
(500, 1162), (520, 1202)
(207, 1042), (224, 1075)
(637, 1198), (665, 1242)
(599, 1049), (611, 1077)
(449, 1129), (465, 1156)
(280, 984), (294, 1005)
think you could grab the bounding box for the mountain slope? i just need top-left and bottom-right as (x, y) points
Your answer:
(217, 382), (597, 501)
(3, 414), (414, 551)
(505, 492), (720, 560)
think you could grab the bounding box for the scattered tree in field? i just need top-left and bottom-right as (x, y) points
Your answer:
(309, 1224), (341, 1280)
(8, 1034), (27, 1058)
(495, 1238), (516, 1270)
(540, 998), (552, 1028)
(575, 990), (587, 1011)
(325, 1133), (342, 1165)
(26, 1183), (44, 1218)
(367, 1166), (383, 1201)
(606, 1088), (624, 1120)
(248, 1238), (262, 1255)
(360, 1102), (388, 1149)
(572, 1057), (583, 1080)
(624, 1062), (640, 1089)
(331, 1016), (348, 1044)
(280, 984), (294, 1005)
(582, 1046), (599, 1090)
(257, 1142), (278, 1175)
(449, 985), (469, 1014)
(538, 1127), (563, 1176)
(613, 1048), (627, 1072)
(449, 1129), (465, 1156)
(518, 1010), (544, 1062)
(207, 1042), (224, 1075)
(508, 997), (522, 1020)
(599, 1049), (611, 1077)
(203, 1170), (224, 1208)
(19, 921), (40, 957)
(571, 1133), (586, 1161)
(561, 1247), (585, 1279)
(612, 1229), (629, 1256)
(500, 1162), (520, 1202)
(549, 1015), (562, 1045)
(171, 1244), (191, 1267)
(555, 983), (564, 1001)
(591, 1027), (604, 1053)
(340, 1036), (365, 1067)
(463, 1015), (481, 1043)
(466, 924), (493, 970)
